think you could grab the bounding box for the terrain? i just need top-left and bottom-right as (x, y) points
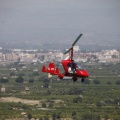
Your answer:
(0, 62), (120, 119)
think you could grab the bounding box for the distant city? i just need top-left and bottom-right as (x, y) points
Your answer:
(0, 45), (120, 64)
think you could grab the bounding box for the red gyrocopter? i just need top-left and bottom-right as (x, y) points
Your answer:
(42, 34), (89, 82)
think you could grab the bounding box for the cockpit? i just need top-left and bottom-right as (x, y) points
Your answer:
(73, 61), (84, 70)
(67, 61), (84, 70)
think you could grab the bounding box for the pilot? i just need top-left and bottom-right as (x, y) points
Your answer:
(67, 62), (76, 74)
(67, 63), (73, 73)
(71, 62), (76, 74)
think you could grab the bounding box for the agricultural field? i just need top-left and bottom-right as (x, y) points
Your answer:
(0, 62), (120, 120)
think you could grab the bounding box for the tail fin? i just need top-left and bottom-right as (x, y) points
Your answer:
(42, 66), (46, 72)
(55, 68), (60, 74)
(48, 63), (55, 73)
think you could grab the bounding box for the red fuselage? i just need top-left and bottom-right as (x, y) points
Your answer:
(61, 60), (89, 78)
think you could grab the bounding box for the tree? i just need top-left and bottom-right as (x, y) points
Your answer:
(96, 101), (102, 108)
(29, 79), (34, 83)
(73, 97), (82, 103)
(27, 113), (32, 119)
(15, 76), (24, 83)
(46, 90), (51, 95)
(56, 112), (61, 119)
(52, 112), (61, 120)
(0, 77), (9, 83)
(104, 114), (109, 120)
(81, 111), (101, 120)
(93, 80), (100, 84)
(44, 116), (49, 120)
(52, 112), (56, 120)
(116, 80), (120, 85)
(42, 103), (46, 108)
(39, 117), (43, 120)
(49, 103), (53, 108)
(72, 111), (77, 116)
(114, 98), (120, 104)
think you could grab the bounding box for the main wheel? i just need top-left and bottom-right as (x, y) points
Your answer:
(72, 77), (77, 82)
(81, 78), (84, 82)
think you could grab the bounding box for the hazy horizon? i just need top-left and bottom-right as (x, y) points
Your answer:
(0, 0), (120, 47)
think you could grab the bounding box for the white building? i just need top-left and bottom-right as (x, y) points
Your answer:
(1, 87), (6, 93)
(73, 46), (80, 52)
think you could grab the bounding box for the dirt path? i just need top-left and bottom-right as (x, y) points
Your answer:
(0, 97), (40, 105)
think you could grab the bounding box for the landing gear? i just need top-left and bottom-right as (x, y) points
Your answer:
(81, 78), (85, 82)
(72, 77), (77, 82)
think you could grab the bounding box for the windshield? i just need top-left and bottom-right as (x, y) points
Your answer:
(73, 62), (84, 70)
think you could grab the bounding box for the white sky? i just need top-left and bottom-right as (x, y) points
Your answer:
(0, 0), (120, 45)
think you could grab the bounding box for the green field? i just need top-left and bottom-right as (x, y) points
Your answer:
(0, 62), (120, 120)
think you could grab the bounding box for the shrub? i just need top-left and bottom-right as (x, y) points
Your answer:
(72, 111), (77, 116)
(81, 111), (101, 120)
(27, 113), (32, 119)
(116, 80), (120, 85)
(73, 97), (82, 103)
(52, 112), (61, 120)
(49, 103), (53, 108)
(42, 103), (46, 108)
(15, 76), (24, 83)
(43, 82), (49, 88)
(29, 79), (34, 83)
(96, 101), (102, 107)
(44, 116), (49, 120)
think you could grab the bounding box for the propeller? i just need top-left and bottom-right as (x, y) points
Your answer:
(64, 48), (72, 54)
(64, 34), (83, 54)
(72, 34), (83, 47)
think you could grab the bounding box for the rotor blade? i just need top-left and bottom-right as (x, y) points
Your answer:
(64, 47), (72, 54)
(72, 34), (83, 47)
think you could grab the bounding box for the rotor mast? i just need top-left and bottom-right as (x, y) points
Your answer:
(69, 47), (73, 60)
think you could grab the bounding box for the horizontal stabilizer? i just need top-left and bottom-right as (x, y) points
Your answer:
(41, 63), (64, 78)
